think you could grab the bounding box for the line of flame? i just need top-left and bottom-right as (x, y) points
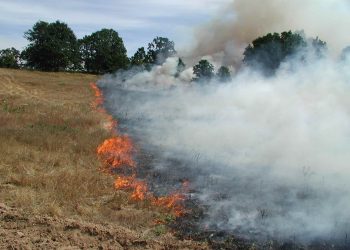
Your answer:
(90, 83), (188, 217)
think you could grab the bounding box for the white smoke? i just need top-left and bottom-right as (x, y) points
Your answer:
(188, 0), (350, 65)
(98, 0), (350, 243)
(112, 57), (193, 90)
(99, 55), (350, 241)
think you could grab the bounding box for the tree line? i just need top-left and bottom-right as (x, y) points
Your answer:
(0, 20), (180, 74)
(1, 20), (349, 81)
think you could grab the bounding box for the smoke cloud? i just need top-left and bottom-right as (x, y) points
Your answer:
(97, 0), (350, 244)
(99, 54), (350, 242)
(188, 0), (350, 65)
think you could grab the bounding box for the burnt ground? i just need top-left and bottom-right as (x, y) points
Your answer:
(131, 149), (350, 250)
(102, 89), (350, 250)
(97, 85), (350, 250)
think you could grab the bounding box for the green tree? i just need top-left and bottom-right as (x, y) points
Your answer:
(130, 47), (147, 66)
(216, 66), (231, 82)
(192, 59), (214, 82)
(80, 29), (129, 74)
(22, 21), (80, 71)
(0, 48), (20, 68)
(147, 37), (176, 65)
(243, 31), (326, 75)
(280, 31), (307, 56)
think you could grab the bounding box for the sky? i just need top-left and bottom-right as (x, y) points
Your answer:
(0, 0), (231, 56)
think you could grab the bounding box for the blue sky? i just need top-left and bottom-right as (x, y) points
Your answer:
(0, 0), (231, 55)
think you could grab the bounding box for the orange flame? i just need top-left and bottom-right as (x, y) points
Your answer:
(91, 83), (188, 217)
(90, 83), (118, 131)
(152, 193), (186, 217)
(106, 115), (118, 131)
(115, 175), (134, 189)
(97, 136), (135, 170)
(114, 176), (148, 201)
(131, 181), (148, 200)
(90, 83), (104, 111)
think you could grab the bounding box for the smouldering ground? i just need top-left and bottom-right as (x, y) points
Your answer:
(0, 68), (208, 249)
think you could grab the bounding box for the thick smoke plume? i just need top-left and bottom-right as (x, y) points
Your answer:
(99, 54), (350, 242)
(98, 0), (350, 243)
(188, 0), (350, 65)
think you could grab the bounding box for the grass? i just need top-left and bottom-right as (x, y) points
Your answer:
(0, 68), (163, 232)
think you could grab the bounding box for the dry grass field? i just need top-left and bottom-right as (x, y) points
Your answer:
(0, 68), (207, 249)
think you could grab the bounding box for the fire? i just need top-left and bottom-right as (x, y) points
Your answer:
(97, 136), (135, 170)
(90, 83), (117, 131)
(153, 193), (186, 217)
(114, 176), (148, 201)
(106, 114), (118, 131)
(91, 82), (188, 217)
(114, 175), (134, 189)
(90, 83), (104, 110)
(131, 181), (148, 200)
(114, 175), (187, 214)
(152, 180), (189, 217)
(162, 194), (184, 208)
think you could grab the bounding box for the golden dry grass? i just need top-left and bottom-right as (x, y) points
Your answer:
(0, 68), (161, 232)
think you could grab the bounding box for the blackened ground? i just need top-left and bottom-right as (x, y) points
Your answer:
(101, 86), (350, 250)
(129, 148), (350, 250)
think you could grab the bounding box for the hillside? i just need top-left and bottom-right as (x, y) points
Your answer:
(0, 68), (207, 249)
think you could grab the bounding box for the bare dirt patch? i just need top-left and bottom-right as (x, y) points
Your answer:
(0, 203), (206, 249)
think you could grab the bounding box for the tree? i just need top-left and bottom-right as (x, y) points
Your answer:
(280, 31), (307, 56)
(243, 31), (326, 75)
(192, 59), (214, 82)
(147, 37), (176, 65)
(243, 32), (282, 74)
(130, 47), (147, 66)
(216, 66), (231, 82)
(175, 58), (186, 77)
(22, 21), (80, 71)
(0, 48), (20, 68)
(311, 37), (327, 57)
(80, 29), (129, 74)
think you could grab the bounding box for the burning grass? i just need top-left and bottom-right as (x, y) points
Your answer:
(0, 68), (186, 234)
(91, 82), (188, 218)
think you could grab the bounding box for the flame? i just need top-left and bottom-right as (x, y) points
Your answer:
(106, 114), (118, 131)
(91, 83), (188, 217)
(114, 175), (134, 189)
(97, 136), (135, 170)
(90, 83), (104, 111)
(115, 176), (148, 201)
(131, 180), (148, 200)
(90, 83), (117, 131)
(114, 175), (186, 214)
(153, 193), (186, 217)
(159, 194), (184, 208)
